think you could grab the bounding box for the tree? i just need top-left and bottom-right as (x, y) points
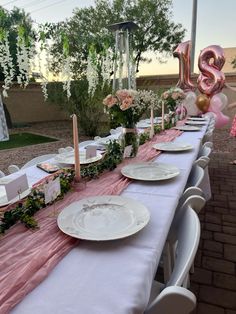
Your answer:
(49, 0), (185, 78)
(232, 57), (236, 69)
(0, 6), (34, 81)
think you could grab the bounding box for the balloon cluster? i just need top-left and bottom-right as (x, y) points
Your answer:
(174, 41), (230, 127)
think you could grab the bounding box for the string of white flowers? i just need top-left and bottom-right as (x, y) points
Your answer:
(16, 35), (31, 88)
(101, 49), (112, 87)
(86, 53), (98, 96)
(36, 49), (47, 101)
(0, 32), (15, 97)
(62, 56), (71, 99)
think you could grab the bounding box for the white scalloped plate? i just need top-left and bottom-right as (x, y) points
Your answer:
(57, 195), (150, 241)
(153, 142), (193, 152)
(121, 162), (180, 181)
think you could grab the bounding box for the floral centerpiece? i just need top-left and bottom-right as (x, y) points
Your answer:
(160, 87), (186, 125)
(160, 87), (186, 111)
(103, 89), (158, 157)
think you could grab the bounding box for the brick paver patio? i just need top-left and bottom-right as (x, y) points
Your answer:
(191, 151), (236, 313)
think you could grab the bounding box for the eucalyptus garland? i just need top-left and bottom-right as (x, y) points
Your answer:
(0, 141), (123, 235)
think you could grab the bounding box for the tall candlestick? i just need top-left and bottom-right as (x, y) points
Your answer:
(161, 102), (165, 130)
(149, 106), (154, 138)
(72, 114), (80, 181)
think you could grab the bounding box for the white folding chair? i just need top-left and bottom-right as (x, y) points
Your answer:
(145, 286), (196, 314)
(146, 207), (200, 313)
(0, 170), (5, 178)
(195, 156), (210, 169)
(8, 164), (20, 174)
(21, 154), (57, 169)
(163, 194), (205, 281)
(203, 141), (213, 149)
(58, 148), (67, 154)
(197, 144), (212, 159)
(202, 130), (213, 144)
(185, 164), (205, 189)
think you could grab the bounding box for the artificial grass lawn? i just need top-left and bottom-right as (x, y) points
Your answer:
(0, 132), (58, 150)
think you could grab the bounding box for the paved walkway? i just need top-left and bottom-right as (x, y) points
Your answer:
(190, 150), (236, 313)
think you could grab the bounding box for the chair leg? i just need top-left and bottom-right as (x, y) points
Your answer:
(163, 242), (172, 283)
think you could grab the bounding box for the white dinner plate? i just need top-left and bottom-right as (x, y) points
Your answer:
(187, 117), (207, 121)
(121, 162), (180, 181)
(0, 186), (31, 207)
(153, 142), (193, 152)
(54, 151), (103, 165)
(57, 195), (150, 241)
(185, 120), (207, 125)
(175, 125), (201, 131)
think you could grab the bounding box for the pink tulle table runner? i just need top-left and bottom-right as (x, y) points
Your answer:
(0, 129), (181, 313)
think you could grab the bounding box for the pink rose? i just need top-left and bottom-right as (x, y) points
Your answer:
(116, 89), (130, 102)
(120, 96), (133, 111)
(103, 95), (118, 108)
(172, 92), (178, 100)
(163, 92), (169, 100)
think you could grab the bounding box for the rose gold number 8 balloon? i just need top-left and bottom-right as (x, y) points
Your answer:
(197, 45), (225, 96)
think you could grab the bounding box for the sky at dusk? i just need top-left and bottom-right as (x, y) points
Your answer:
(2, 0), (236, 76)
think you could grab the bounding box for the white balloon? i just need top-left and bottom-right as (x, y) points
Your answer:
(182, 91), (199, 116)
(213, 92), (228, 110)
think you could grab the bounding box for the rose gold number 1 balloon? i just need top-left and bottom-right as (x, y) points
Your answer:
(197, 45), (225, 96)
(173, 40), (195, 92)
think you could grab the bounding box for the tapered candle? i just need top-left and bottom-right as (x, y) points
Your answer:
(161, 102), (165, 130)
(150, 106), (154, 138)
(72, 114), (80, 181)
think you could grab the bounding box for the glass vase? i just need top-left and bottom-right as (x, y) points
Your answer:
(121, 126), (139, 158)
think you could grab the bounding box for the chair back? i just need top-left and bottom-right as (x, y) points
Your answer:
(21, 154), (57, 169)
(167, 207), (201, 287)
(194, 156), (210, 169)
(145, 286), (196, 314)
(58, 148), (66, 154)
(8, 164), (20, 174)
(203, 141), (213, 149)
(186, 164), (204, 188)
(0, 170), (5, 178)
(198, 145), (212, 158)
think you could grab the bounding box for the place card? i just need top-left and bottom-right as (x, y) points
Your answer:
(44, 177), (61, 204)
(86, 145), (97, 159)
(0, 174), (29, 201)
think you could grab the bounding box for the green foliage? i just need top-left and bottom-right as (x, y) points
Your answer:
(232, 57), (236, 69)
(0, 6), (34, 81)
(47, 78), (112, 136)
(0, 141), (122, 234)
(49, 0), (185, 77)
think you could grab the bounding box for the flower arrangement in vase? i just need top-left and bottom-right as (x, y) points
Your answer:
(160, 87), (186, 112)
(103, 89), (158, 157)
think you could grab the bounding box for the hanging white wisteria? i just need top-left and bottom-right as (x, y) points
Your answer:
(101, 48), (113, 88)
(0, 31), (15, 97)
(16, 27), (33, 88)
(86, 50), (99, 97)
(62, 56), (71, 100)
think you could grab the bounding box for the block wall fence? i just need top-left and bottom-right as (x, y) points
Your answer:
(2, 73), (236, 125)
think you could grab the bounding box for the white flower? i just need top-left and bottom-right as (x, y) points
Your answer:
(0, 32), (15, 97)
(86, 53), (98, 96)
(62, 56), (71, 99)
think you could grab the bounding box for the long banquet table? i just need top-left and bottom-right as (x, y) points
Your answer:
(9, 121), (210, 314)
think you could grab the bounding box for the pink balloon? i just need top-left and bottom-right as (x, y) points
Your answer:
(214, 111), (230, 128)
(173, 41), (195, 92)
(208, 94), (229, 128)
(197, 45), (225, 96)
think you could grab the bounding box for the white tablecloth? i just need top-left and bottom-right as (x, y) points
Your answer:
(11, 121), (209, 314)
